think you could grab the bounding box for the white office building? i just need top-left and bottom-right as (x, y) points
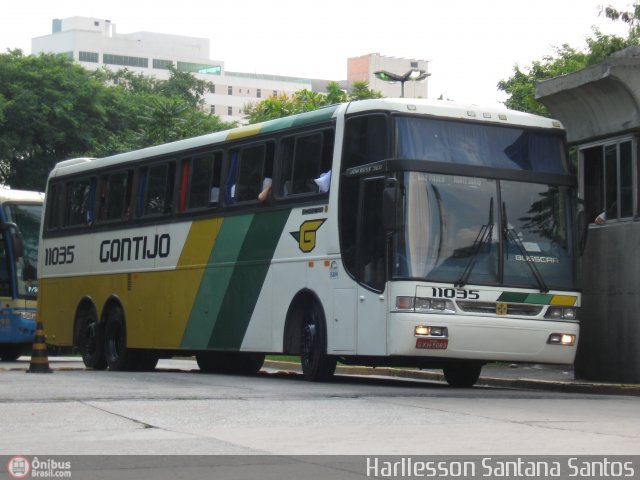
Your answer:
(31, 17), (313, 122)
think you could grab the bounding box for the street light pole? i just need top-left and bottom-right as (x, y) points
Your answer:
(374, 69), (431, 98)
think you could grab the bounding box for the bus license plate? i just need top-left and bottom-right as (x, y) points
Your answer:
(416, 338), (448, 350)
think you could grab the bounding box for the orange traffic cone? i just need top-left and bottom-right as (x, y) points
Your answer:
(27, 321), (52, 373)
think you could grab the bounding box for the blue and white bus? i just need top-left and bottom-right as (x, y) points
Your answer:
(0, 189), (44, 361)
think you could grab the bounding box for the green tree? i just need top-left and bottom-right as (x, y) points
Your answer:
(0, 50), (111, 190)
(498, 3), (640, 114)
(243, 80), (382, 124)
(348, 80), (383, 101)
(0, 51), (234, 190)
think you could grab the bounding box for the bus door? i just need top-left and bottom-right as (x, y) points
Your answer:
(354, 176), (388, 355)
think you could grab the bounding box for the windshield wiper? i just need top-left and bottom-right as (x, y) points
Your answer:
(455, 198), (494, 288)
(502, 202), (549, 293)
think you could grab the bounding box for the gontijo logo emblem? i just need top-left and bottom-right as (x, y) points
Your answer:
(290, 219), (326, 253)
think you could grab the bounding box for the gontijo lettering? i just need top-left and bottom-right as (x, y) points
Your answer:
(100, 234), (170, 263)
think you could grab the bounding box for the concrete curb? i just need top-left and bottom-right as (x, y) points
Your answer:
(263, 360), (640, 396)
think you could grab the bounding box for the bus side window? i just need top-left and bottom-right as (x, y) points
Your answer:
(45, 183), (64, 231)
(233, 143), (274, 203)
(0, 233), (10, 296)
(186, 152), (222, 210)
(103, 171), (132, 222)
(279, 130), (334, 197)
(65, 177), (96, 227)
(142, 162), (175, 216)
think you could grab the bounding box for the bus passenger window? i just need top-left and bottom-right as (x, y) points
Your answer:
(187, 152), (222, 209)
(65, 178), (96, 227)
(142, 163), (175, 216)
(279, 130), (334, 196)
(45, 183), (64, 231)
(232, 143), (274, 203)
(99, 171), (131, 222)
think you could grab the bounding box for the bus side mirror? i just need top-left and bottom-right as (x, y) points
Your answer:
(2, 222), (24, 259)
(382, 181), (404, 232)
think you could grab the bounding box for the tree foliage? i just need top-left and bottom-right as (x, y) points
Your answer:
(243, 80), (382, 124)
(0, 51), (235, 190)
(498, 3), (640, 114)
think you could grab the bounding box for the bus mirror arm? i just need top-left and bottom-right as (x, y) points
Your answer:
(1, 222), (24, 259)
(382, 179), (404, 232)
(576, 198), (588, 257)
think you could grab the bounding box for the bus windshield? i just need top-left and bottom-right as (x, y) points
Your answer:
(396, 116), (567, 174)
(391, 172), (575, 290)
(3, 202), (41, 298)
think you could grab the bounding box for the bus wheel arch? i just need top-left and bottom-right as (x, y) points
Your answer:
(283, 289), (336, 381)
(73, 298), (107, 370)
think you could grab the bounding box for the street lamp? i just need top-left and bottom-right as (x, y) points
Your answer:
(374, 69), (431, 98)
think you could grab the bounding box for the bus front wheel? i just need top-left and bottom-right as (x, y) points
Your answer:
(300, 303), (336, 381)
(443, 362), (483, 388)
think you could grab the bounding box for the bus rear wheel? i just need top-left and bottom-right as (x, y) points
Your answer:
(197, 351), (265, 375)
(300, 303), (336, 381)
(443, 362), (483, 388)
(75, 309), (107, 370)
(104, 306), (136, 371)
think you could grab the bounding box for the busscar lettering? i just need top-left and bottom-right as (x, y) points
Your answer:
(100, 234), (171, 263)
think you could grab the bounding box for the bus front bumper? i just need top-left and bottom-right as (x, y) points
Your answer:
(388, 312), (579, 365)
(0, 309), (37, 344)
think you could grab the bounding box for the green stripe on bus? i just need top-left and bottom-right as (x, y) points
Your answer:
(496, 292), (528, 303)
(208, 209), (291, 349)
(181, 215), (254, 348)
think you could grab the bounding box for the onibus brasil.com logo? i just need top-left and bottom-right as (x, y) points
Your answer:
(7, 457), (71, 478)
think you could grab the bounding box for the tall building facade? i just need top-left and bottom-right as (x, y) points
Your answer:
(31, 17), (313, 122)
(348, 53), (429, 99)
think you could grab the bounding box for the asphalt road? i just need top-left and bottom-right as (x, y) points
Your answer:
(1, 357), (639, 457)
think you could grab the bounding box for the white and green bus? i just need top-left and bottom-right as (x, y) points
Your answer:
(38, 99), (580, 386)
(0, 189), (43, 361)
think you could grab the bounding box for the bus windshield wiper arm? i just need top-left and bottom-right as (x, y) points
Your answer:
(502, 202), (549, 293)
(455, 198), (494, 288)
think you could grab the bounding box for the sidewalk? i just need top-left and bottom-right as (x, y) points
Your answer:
(263, 360), (640, 396)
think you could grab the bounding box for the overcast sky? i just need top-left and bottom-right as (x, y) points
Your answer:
(0, 0), (632, 105)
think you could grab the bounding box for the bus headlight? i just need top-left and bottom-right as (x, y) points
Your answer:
(547, 333), (576, 346)
(415, 325), (448, 337)
(545, 307), (578, 320)
(396, 296), (454, 314)
(14, 309), (37, 321)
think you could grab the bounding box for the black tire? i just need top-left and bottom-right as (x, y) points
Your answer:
(300, 303), (336, 381)
(134, 350), (159, 372)
(0, 345), (24, 361)
(103, 305), (136, 371)
(75, 308), (107, 370)
(443, 362), (483, 388)
(230, 352), (265, 375)
(197, 351), (264, 375)
(196, 351), (229, 373)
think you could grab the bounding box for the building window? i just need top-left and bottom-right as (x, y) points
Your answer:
(79, 51), (99, 63)
(228, 106), (233, 116)
(257, 89), (262, 99)
(211, 84), (216, 94)
(582, 138), (635, 224)
(273, 90), (278, 97)
(411, 61), (418, 68)
(103, 54), (149, 68)
(210, 105), (215, 114)
(153, 59), (174, 70)
(228, 86), (233, 95)
(177, 62), (221, 75)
